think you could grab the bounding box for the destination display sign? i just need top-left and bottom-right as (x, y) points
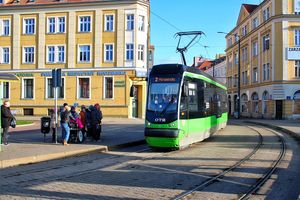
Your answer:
(154, 77), (177, 82)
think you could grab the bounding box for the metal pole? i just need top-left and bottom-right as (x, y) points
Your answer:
(55, 86), (58, 144)
(237, 37), (241, 119)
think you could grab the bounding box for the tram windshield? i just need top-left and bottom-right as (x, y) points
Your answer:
(147, 83), (179, 113)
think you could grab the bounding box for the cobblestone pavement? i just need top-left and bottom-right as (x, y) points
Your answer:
(0, 122), (299, 200)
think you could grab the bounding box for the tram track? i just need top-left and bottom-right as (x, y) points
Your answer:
(172, 124), (287, 200)
(0, 144), (182, 188)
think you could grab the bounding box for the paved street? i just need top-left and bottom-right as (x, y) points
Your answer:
(0, 120), (299, 200)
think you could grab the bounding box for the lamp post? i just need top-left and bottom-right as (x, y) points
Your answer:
(218, 31), (241, 119)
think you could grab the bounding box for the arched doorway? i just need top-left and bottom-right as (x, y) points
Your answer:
(241, 93), (248, 114)
(262, 91), (269, 115)
(251, 92), (259, 114)
(293, 90), (300, 115)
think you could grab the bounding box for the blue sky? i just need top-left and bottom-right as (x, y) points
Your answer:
(150, 0), (262, 65)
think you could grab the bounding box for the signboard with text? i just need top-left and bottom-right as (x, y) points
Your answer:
(295, 0), (300, 12)
(287, 47), (300, 60)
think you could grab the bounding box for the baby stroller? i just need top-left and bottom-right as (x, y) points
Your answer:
(69, 118), (84, 143)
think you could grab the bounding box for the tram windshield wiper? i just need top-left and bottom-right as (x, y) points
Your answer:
(160, 97), (175, 115)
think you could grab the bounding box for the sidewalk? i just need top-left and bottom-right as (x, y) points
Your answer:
(243, 119), (300, 141)
(0, 118), (145, 169)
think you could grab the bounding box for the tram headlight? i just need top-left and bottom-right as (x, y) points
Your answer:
(147, 122), (151, 126)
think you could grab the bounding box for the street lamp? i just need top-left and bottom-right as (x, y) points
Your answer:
(218, 31), (241, 119)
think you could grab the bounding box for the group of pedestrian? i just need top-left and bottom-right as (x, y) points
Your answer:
(57, 103), (103, 145)
(1, 100), (15, 146)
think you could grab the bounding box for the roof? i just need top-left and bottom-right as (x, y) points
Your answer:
(243, 4), (258, 14)
(197, 60), (213, 71)
(0, 0), (149, 7)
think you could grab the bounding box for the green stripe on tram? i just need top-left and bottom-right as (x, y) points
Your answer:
(184, 72), (227, 90)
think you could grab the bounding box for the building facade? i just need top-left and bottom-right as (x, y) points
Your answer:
(225, 0), (300, 119)
(0, 0), (150, 118)
(204, 56), (226, 85)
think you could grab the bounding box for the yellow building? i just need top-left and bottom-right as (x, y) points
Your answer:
(0, 0), (150, 118)
(225, 0), (300, 119)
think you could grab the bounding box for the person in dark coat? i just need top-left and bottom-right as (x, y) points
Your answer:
(85, 105), (93, 139)
(1, 101), (14, 145)
(91, 103), (103, 141)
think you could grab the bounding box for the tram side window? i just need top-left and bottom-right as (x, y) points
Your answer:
(204, 82), (213, 116)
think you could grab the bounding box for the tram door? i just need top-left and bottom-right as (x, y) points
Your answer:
(132, 86), (138, 118)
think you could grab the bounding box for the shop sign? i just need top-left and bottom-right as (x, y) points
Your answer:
(97, 71), (125, 76)
(67, 71), (94, 76)
(295, 0), (300, 12)
(287, 47), (300, 60)
(114, 80), (125, 87)
(41, 72), (67, 77)
(15, 73), (34, 77)
(136, 70), (148, 78)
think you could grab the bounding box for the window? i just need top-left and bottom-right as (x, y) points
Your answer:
(2, 82), (9, 99)
(23, 18), (35, 34)
(78, 45), (91, 62)
(263, 7), (270, 21)
(79, 16), (91, 32)
(126, 14), (134, 31)
(23, 78), (34, 99)
(23, 108), (34, 116)
(242, 47), (248, 62)
(234, 53), (238, 64)
(295, 29), (300, 46)
(263, 34), (270, 51)
(227, 38), (232, 47)
(138, 44), (144, 61)
(252, 41), (258, 56)
(234, 74), (237, 87)
(58, 17), (65, 33)
(104, 77), (113, 99)
(1, 19), (10, 36)
(47, 17), (65, 34)
(46, 77), (65, 99)
(242, 71), (248, 85)
(252, 17), (259, 29)
(253, 67), (258, 83)
(48, 46), (55, 63)
(263, 63), (270, 81)
(0, 47), (10, 64)
(105, 15), (114, 31)
(23, 47), (35, 63)
(295, 60), (300, 77)
(78, 77), (90, 99)
(235, 34), (239, 42)
(242, 25), (247, 36)
(296, 12), (300, 15)
(105, 44), (114, 62)
(47, 45), (65, 63)
(126, 43), (134, 61)
(58, 46), (65, 63)
(48, 17), (55, 33)
(138, 15), (145, 31)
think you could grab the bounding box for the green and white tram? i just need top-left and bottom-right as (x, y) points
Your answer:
(144, 64), (228, 149)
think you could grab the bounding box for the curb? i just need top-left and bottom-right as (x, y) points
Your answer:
(0, 139), (146, 169)
(244, 120), (300, 143)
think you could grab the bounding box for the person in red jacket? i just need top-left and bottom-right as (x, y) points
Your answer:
(1, 101), (15, 145)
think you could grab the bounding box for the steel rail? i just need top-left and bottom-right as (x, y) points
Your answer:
(172, 125), (264, 200)
(239, 127), (286, 200)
